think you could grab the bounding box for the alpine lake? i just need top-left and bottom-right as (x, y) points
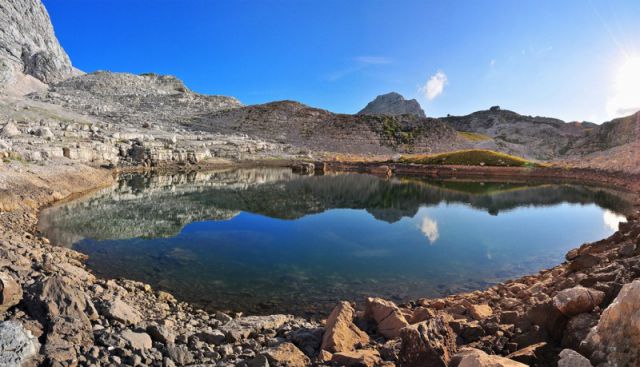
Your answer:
(38, 168), (634, 318)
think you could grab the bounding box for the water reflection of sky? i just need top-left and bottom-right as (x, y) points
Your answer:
(39, 171), (633, 315)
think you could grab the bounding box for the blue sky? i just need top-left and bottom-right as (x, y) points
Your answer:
(43, 0), (640, 123)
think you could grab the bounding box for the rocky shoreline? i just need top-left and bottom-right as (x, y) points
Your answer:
(0, 160), (638, 366)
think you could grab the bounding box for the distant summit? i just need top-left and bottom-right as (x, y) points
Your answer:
(358, 92), (426, 118)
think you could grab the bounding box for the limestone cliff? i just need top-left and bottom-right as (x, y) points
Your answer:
(0, 0), (79, 93)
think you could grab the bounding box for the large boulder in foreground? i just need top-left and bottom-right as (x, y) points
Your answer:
(583, 279), (640, 366)
(451, 348), (527, 367)
(0, 321), (40, 366)
(365, 297), (409, 339)
(399, 316), (456, 367)
(321, 301), (369, 353)
(552, 286), (605, 317)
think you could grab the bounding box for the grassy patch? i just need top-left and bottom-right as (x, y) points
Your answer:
(398, 149), (543, 167)
(457, 131), (492, 142)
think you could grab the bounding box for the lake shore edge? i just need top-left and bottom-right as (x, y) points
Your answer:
(1, 160), (639, 366)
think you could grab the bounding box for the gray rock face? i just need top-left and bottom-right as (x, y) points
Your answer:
(0, 0), (77, 89)
(358, 92), (426, 118)
(0, 321), (40, 366)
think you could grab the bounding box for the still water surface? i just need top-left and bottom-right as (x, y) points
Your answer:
(38, 168), (632, 316)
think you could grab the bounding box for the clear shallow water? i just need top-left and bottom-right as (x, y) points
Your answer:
(38, 168), (632, 317)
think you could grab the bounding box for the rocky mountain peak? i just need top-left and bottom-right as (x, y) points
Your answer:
(358, 92), (426, 118)
(0, 0), (79, 94)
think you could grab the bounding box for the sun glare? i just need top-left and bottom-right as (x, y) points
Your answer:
(607, 55), (640, 118)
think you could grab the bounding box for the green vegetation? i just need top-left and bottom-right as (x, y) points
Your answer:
(457, 131), (492, 142)
(398, 149), (543, 167)
(379, 116), (415, 145)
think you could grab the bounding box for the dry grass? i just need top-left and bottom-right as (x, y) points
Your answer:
(457, 131), (492, 142)
(398, 149), (544, 167)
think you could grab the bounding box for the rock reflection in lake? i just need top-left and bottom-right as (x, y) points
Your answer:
(39, 168), (633, 317)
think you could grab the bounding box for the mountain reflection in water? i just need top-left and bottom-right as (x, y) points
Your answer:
(39, 168), (633, 316)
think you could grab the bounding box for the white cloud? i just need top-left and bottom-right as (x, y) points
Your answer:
(418, 215), (439, 244)
(354, 56), (393, 65)
(489, 59), (496, 67)
(420, 71), (448, 101)
(603, 209), (626, 231)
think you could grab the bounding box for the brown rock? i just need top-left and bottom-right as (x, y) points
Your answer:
(506, 342), (549, 365)
(583, 279), (640, 366)
(451, 348), (527, 367)
(264, 342), (310, 367)
(562, 313), (598, 349)
(365, 297), (409, 339)
(552, 286), (605, 316)
(100, 298), (142, 325)
(331, 349), (381, 367)
(120, 330), (152, 350)
(558, 349), (593, 367)
(568, 254), (600, 272)
(321, 301), (369, 353)
(0, 272), (22, 313)
(465, 303), (493, 321)
(399, 316), (456, 367)
(318, 350), (333, 363)
(409, 307), (436, 324)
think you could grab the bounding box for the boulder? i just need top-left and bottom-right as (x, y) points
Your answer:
(263, 342), (310, 367)
(195, 329), (226, 345)
(506, 342), (550, 365)
(557, 349), (592, 367)
(0, 122), (20, 137)
(290, 327), (323, 356)
(365, 297), (409, 339)
(408, 306), (436, 324)
(451, 348), (526, 367)
(552, 286), (605, 316)
(568, 254), (600, 271)
(399, 316), (456, 367)
(465, 303), (493, 321)
(166, 344), (194, 366)
(24, 275), (94, 365)
(583, 279), (640, 366)
(0, 321), (40, 366)
(321, 301), (369, 353)
(35, 127), (54, 139)
(331, 349), (381, 367)
(147, 322), (176, 344)
(221, 314), (293, 342)
(561, 313), (597, 349)
(0, 272), (22, 313)
(100, 298), (142, 325)
(120, 330), (152, 350)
